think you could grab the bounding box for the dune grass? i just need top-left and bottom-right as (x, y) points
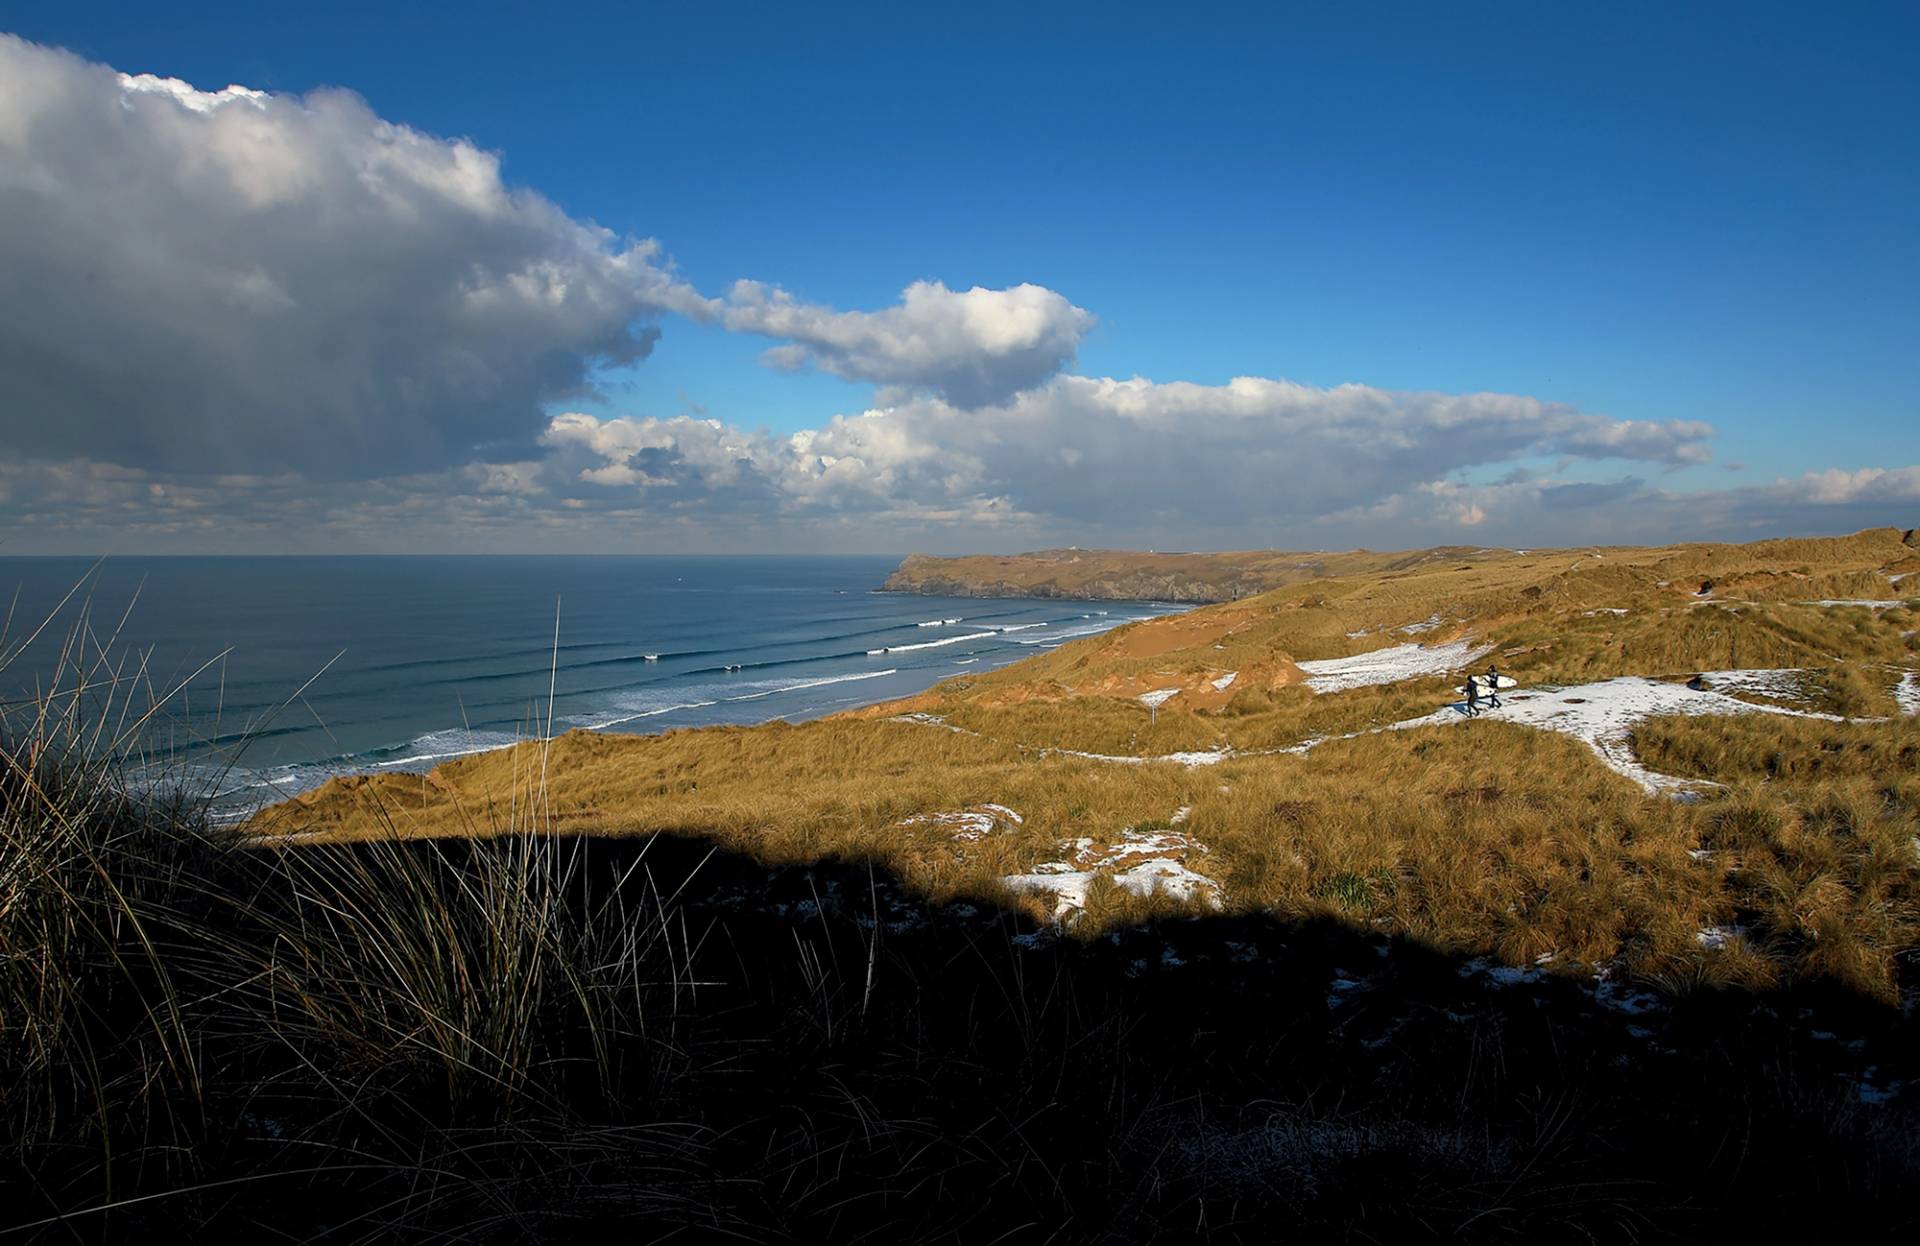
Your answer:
(8, 531), (1920, 1236)
(257, 528), (1920, 1004)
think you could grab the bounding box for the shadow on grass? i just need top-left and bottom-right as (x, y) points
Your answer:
(12, 824), (1915, 1242)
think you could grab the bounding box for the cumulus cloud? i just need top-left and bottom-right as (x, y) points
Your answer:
(3, 35), (1910, 557)
(536, 374), (1718, 532)
(0, 35), (706, 478)
(1315, 465), (1920, 550)
(719, 279), (1096, 407)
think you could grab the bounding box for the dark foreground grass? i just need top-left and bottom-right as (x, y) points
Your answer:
(5, 746), (1920, 1241)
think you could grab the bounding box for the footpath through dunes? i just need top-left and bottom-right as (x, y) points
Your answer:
(253, 526), (1920, 1004)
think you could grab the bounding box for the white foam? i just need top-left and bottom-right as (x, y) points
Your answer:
(579, 699), (720, 729)
(1296, 638), (1493, 693)
(997, 622), (1047, 632)
(722, 668), (899, 702)
(869, 631), (998, 654)
(1016, 624), (1110, 645)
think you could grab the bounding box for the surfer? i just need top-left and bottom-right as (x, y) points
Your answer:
(1484, 664), (1503, 709)
(1464, 673), (1481, 717)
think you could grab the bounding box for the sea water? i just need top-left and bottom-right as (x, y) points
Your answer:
(0, 556), (1173, 814)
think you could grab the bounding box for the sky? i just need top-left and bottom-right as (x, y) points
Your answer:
(0, 1), (1915, 554)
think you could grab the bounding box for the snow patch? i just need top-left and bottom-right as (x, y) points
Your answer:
(1211, 671), (1238, 691)
(1138, 688), (1180, 709)
(1004, 821), (1223, 920)
(1297, 638), (1493, 694)
(1896, 671), (1920, 718)
(899, 804), (1023, 842)
(1695, 925), (1744, 951)
(1691, 668), (1806, 700)
(1383, 673), (1847, 793)
(1803, 599), (1909, 609)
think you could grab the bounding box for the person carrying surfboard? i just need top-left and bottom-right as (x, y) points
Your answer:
(1483, 663), (1504, 709)
(1464, 672), (1481, 716)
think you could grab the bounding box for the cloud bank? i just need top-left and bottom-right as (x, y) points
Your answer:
(0, 34), (705, 478)
(0, 34), (1910, 555)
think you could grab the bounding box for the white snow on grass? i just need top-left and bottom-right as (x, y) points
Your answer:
(1112, 858), (1221, 905)
(1802, 599), (1911, 609)
(1211, 671), (1238, 691)
(1296, 638), (1493, 694)
(1695, 925), (1745, 951)
(900, 803), (1023, 843)
(1383, 673), (1847, 793)
(1895, 670), (1920, 717)
(1399, 614), (1445, 634)
(1044, 746), (1233, 767)
(1691, 668), (1806, 700)
(1003, 819), (1223, 920)
(1138, 688), (1180, 709)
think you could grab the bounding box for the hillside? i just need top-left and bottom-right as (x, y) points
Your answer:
(878, 546), (1511, 602)
(255, 526), (1920, 1001)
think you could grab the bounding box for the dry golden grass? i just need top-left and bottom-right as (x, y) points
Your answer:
(255, 527), (1920, 1001)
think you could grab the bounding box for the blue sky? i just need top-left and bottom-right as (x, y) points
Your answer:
(1, 2), (1915, 552)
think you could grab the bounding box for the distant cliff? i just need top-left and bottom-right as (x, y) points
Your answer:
(879, 549), (1341, 603)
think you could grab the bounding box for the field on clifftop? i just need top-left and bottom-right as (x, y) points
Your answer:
(262, 527), (1920, 1003)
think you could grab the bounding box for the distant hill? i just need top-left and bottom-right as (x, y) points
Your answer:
(881, 546), (1515, 603)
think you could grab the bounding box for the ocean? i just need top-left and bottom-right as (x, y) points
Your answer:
(0, 556), (1174, 814)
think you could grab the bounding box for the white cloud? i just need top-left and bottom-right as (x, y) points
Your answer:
(526, 374), (1717, 533)
(0, 34), (705, 479)
(1790, 466), (1920, 505)
(719, 279), (1096, 407)
(1, 36), (1909, 557)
